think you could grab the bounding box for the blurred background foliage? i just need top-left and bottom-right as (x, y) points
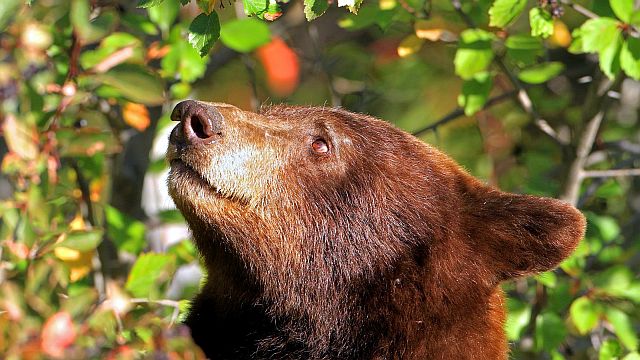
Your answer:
(0, 0), (639, 358)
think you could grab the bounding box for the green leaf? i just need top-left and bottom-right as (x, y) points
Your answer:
(530, 7), (554, 38)
(137, 0), (165, 8)
(606, 307), (639, 350)
(518, 62), (565, 84)
(588, 213), (620, 242)
(457, 72), (492, 116)
(505, 298), (531, 341)
(188, 11), (221, 57)
(610, 0), (634, 22)
(489, 0), (527, 28)
(96, 64), (165, 105)
(569, 296), (601, 335)
(71, 0), (118, 44)
(148, 0), (179, 34)
(220, 19), (271, 53)
(304, 0), (329, 21)
(534, 270), (557, 288)
(105, 205), (146, 255)
(125, 253), (175, 298)
(599, 35), (622, 79)
(242, 0), (268, 16)
(454, 29), (495, 80)
(506, 35), (544, 66)
(600, 340), (623, 360)
(57, 230), (104, 252)
(594, 265), (633, 296)
(162, 28), (207, 82)
(505, 34), (543, 50)
(158, 209), (186, 224)
(631, 10), (640, 26)
(580, 17), (621, 54)
(623, 352), (640, 360)
(0, 0), (21, 31)
(621, 37), (640, 80)
(535, 312), (567, 351)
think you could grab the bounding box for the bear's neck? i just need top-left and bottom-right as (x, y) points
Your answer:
(187, 231), (507, 359)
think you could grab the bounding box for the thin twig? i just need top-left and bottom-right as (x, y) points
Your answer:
(130, 298), (182, 325)
(559, 0), (598, 19)
(413, 90), (516, 136)
(582, 168), (640, 178)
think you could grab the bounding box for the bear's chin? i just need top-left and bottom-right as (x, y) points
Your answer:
(168, 160), (227, 202)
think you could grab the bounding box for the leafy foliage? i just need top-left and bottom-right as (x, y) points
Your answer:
(1, 0), (639, 359)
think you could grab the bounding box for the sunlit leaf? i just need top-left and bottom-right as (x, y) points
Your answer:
(188, 11), (221, 57)
(569, 297), (601, 335)
(454, 29), (495, 80)
(457, 72), (492, 116)
(530, 7), (554, 38)
(56, 230), (103, 252)
(489, 0), (526, 28)
(105, 206), (146, 255)
(220, 19), (271, 53)
(242, 0), (268, 17)
(620, 37), (640, 80)
(610, 0), (634, 22)
(606, 307), (639, 351)
(137, 0), (165, 8)
(125, 253), (175, 298)
(96, 64), (165, 105)
(600, 340), (623, 360)
(304, 0), (329, 20)
(518, 62), (564, 84)
(535, 312), (567, 351)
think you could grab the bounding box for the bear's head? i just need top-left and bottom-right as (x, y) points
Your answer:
(167, 100), (585, 358)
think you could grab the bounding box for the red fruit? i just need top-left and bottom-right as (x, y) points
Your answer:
(263, 12), (283, 21)
(256, 37), (300, 97)
(41, 312), (76, 358)
(107, 345), (136, 360)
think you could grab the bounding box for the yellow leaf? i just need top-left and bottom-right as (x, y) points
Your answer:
(379, 0), (396, 10)
(414, 18), (459, 42)
(397, 34), (425, 57)
(122, 103), (150, 131)
(550, 20), (571, 48)
(2, 114), (38, 160)
(54, 246), (82, 262)
(55, 246), (94, 282)
(69, 213), (86, 231)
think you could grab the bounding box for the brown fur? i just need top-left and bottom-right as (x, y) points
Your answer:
(166, 101), (586, 359)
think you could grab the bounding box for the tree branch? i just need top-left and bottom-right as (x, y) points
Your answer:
(561, 76), (623, 205)
(582, 168), (640, 178)
(412, 90), (516, 137)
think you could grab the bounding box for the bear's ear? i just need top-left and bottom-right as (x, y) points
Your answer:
(463, 182), (586, 281)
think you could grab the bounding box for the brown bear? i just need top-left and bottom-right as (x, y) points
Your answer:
(166, 100), (585, 360)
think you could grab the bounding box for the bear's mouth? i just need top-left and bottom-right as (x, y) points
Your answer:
(170, 159), (219, 193)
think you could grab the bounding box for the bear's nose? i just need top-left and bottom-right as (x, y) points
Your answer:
(170, 100), (223, 145)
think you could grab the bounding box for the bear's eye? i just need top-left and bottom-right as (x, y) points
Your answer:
(311, 138), (329, 154)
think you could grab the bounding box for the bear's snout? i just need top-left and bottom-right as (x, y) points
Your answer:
(170, 100), (224, 146)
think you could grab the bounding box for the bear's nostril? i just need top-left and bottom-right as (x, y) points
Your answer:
(189, 114), (211, 139)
